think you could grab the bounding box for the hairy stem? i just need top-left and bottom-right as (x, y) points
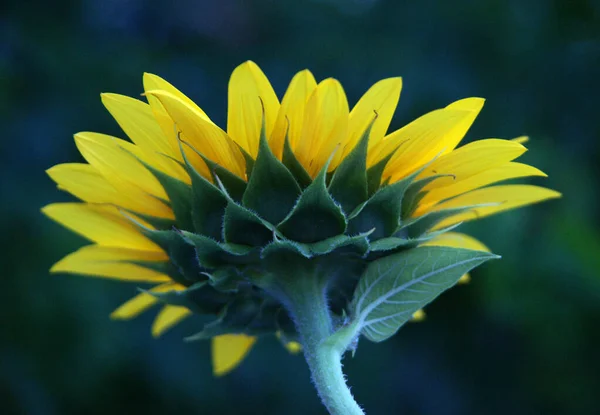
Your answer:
(281, 275), (365, 415)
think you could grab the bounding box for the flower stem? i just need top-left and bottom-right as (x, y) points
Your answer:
(281, 275), (365, 415)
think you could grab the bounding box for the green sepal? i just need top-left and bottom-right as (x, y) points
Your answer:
(147, 229), (204, 282)
(328, 119), (374, 215)
(203, 267), (246, 293)
(121, 209), (175, 231)
(401, 174), (454, 218)
(347, 179), (410, 239)
(128, 259), (189, 286)
(242, 118), (302, 224)
(222, 201), (274, 246)
(282, 134), (312, 189)
(125, 151), (194, 231)
(368, 236), (417, 252)
(179, 141), (228, 240)
(300, 231), (373, 257)
(185, 296), (283, 341)
(366, 151), (395, 196)
(259, 240), (312, 280)
(181, 140), (247, 202)
(350, 246), (499, 342)
(236, 144), (255, 178)
(181, 231), (259, 268)
(400, 203), (496, 238)
(118, 212), (197, 284)
(277, 160), (347, 243)
(348, 161), (434, 238)
(146, 281), (230, 314)
(367, 221), (461, 255)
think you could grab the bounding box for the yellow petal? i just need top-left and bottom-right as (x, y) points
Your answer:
(419, 162), (547, 207)
(46, 163), (173, 218)
(342, 77), (402, 164)
(441, 97), (485, 153)
(147, 90), (246, 179)
(512, 135), (529, 144)
(374, 98), (484, 181)
(47, 163), (120, 204)
(416, 139), (528, 189)
(421, 231), (490, 251)
(143, 72), (210, 118)
(458, 273), (471, 284)
(411, 309), (426, 322)
(152, 305), (192, 337)
(74, 132), (173, 218)
(212, 334), (257, 376)
(227, 61), (280, 158)
(275, 331), (303, 354)
(425, 185), (562, 230)
(110, 282), (182, 320)
(294, 78), (349, 176)
(101, 93), (188, 182)
(284, 341), (303, 354)
(269, 69), (317, 159)
(368, 108), (468, 175)
(143, 72), (211, 168)
(49, 244), (169, 282)
(42, 203), (162, 251)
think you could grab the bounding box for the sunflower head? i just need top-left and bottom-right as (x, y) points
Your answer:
(43, 61), (560, 375)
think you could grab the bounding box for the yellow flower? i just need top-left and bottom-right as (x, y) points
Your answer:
(43, 61), (560, 376)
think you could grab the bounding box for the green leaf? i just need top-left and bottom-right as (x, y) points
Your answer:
(179, 142), (229, 240)
(282, 134), (312, 189)
(351, 246), (499, 342)
(222, 201), (274, 246)
(277, 160), (347, 243)
(242, 118), (301, 224)
(328, 120), (373, 214)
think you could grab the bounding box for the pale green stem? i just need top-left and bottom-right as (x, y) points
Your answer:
(281, 276), (365, 415)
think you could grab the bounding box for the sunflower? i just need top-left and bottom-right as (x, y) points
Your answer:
(43, 61), (560, 377)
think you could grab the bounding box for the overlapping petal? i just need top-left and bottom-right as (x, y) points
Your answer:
(294, 78), (349, 176)
(269, 69), (317, 159)
(228, 61), (280, 158)
(49, 244), (168, 282)
(423, 185), (562, 230)
(147, 90), (246, 179)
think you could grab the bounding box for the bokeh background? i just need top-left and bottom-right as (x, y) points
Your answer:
(2, 0), (599, 414)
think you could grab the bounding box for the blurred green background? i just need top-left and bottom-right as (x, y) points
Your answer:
(2, 0), (599, 414)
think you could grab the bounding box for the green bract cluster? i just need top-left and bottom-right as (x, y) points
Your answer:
(124, 121), (492, 346)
